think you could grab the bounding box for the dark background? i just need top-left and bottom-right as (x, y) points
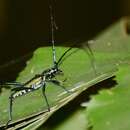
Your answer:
(0, 0), (129, 81)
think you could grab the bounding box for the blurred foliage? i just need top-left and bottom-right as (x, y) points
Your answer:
(86, 65), (130, 130)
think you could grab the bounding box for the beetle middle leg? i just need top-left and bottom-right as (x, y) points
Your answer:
(49, 79), (71, 93)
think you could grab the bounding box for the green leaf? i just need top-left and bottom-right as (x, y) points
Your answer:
(86, 65), (130, 130)
(0, 46), (116, 129)
(42, 109), (88, 130)
(1, 18), (130, 130)
(85, 18), (130, 130)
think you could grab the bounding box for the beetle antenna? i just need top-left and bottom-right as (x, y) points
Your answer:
(49, 1), (58, 66)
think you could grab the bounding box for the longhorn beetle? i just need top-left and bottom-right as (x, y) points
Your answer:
(3, 4), (73, 128)
(1, 1), (97, 129)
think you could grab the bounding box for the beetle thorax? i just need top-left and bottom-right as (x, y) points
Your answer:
(43, 67), (58, 79)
